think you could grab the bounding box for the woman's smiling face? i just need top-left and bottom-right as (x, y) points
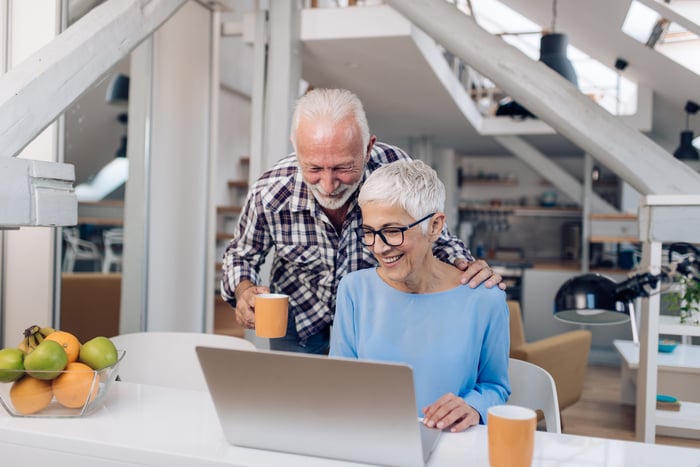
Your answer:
(360, 202), (435, 288)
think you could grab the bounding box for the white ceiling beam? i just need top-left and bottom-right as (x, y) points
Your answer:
(385, 0), (700, 196)
(0, 0), (188, 158)
(494, 135), (617, 214)
(0, 157), (76, 227)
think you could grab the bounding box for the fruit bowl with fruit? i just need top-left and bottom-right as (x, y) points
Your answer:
(0, 326), (125, 418)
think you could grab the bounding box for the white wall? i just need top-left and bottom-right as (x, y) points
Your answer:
(121, 2), (217, 333)
(1, 1), (60, 347)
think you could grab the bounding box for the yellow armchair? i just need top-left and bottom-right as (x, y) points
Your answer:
(507, 300), (592, 412)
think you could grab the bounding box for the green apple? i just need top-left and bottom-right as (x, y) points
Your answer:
(0, 348), (25, 383)
(79, 336), (118, 370)
(23, 340), (68, 380)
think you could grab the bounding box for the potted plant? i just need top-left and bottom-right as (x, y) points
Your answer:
(665, 276), (700, 325)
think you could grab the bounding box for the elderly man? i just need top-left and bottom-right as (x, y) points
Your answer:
(222, 88), (503, 354)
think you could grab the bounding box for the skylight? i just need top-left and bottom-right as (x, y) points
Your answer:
(623, 0), (700, 75)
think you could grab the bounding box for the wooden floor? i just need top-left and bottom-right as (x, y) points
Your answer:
(560, 364), (700, 449)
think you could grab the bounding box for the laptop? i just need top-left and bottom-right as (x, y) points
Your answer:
(195, 346), (442, 467)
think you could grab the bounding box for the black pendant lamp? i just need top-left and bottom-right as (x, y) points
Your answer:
(540, 0), (578, 86)
(496, 0), (578, 119)
(539, 33), (578, 86)
(673, 100), (699, 161)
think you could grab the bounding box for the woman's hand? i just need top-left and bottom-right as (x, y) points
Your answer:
(422, 393), (480, 433)
(455, 258), (506, 290)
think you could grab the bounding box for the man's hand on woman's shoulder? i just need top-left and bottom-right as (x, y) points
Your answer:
(455, 258), (506, 290)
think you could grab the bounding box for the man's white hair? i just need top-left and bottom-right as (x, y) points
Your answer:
(290, 88), (370, 151)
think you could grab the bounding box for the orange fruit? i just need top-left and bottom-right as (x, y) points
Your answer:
(44, 330), (81, 363)
(52, 362), (99, 409)
(10, 375), (53, 415)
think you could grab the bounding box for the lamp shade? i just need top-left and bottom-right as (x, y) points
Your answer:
(673, 130), (700, 160)
(105, 74), (130, 104)
(539, 33), (578, 86)
(553, 273), (629, 324)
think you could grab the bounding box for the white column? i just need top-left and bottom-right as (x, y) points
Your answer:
(434, 148), (460, 233)
(121, 2), (217, 333)
(248, 8), (268, 182)
(581, 154), (592, 272)
(261, 1), (301, 171)
(636, 238), (662, 442)
(0, 0), (7, 346)
(1, 1), (60, 347)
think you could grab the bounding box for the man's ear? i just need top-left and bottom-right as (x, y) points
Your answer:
(365, 135), (377, 162)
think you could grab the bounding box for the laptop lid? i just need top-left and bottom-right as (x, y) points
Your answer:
(195, 346), (441, 467)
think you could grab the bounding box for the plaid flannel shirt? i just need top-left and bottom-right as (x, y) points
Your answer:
(221, 142), (471, 345)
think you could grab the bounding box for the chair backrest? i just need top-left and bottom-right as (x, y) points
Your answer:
(103, 228), (124, 246)
(62, 228), (102, 272)
(110, 332), (256, 391)
(507, 300), (526, 350)
(102, 228), (124, 273)
(507, 358), (562, 433)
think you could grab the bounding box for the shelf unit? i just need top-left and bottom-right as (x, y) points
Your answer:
(655, 316), (700, 439)
(460, 177), (518, 186)
(636, 195), (700, 442)
(459, 205), (581, 217)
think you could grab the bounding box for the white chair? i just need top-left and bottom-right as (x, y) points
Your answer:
(507, 358), (562, 434)
(102, 227), (124, 273)
(62, 227), (102, 272)
(110, 332), (256, 391)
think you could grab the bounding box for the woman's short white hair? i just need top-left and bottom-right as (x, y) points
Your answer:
(359, 160), (445, 233)
(290, 88), (370, 151)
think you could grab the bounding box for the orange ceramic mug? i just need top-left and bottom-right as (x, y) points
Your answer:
(487, 405), (537, 467)
(255, 293), (289, 338)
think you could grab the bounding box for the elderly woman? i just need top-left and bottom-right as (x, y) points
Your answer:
(330, 160), (510, 433)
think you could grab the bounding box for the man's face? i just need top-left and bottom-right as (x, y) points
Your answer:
(295, 116), (368, 210)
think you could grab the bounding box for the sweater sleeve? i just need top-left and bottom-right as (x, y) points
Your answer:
(329, 276), (359, 358)
(461, 294), (511, 423)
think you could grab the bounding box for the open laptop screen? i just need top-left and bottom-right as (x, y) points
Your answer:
(196, 346), (441, 466)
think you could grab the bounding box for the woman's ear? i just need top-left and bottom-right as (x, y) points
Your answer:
(429, 213), (446, 240)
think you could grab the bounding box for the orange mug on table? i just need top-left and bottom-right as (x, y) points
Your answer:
(254, 293), (289, 338)
(487, 405), (537, 467)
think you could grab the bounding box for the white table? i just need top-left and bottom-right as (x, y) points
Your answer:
(613, 339), (700, 405)
(1, 381), (699, 466)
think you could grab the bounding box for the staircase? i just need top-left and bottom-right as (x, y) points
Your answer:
(213, 155), (250, 338)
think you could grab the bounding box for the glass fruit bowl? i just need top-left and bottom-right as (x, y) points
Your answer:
(0, 350), (125, 418)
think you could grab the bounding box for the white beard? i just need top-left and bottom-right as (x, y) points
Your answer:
(309, 179), (361, 210)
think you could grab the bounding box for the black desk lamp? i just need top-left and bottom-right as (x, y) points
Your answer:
(554, 243), (700, 344)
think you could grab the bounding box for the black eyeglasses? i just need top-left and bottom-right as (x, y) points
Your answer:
(357, 212), (436, 247)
